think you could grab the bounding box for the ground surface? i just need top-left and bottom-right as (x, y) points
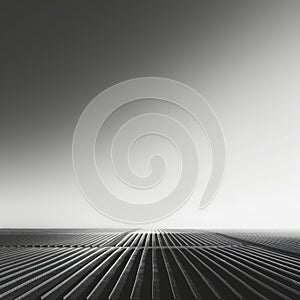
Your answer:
(0, 229), (299, 299)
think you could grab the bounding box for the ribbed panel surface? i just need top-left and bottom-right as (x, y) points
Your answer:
(0, 230), (299, 299)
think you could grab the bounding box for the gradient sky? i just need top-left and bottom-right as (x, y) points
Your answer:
(1, 1), (300, 229)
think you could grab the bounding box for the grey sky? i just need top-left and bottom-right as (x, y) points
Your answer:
(1, 1), (300, 229)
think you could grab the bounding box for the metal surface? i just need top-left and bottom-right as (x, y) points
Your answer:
(0, 229), (299, 299)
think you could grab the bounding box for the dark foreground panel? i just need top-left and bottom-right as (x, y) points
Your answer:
(0, 229), (299, 299)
